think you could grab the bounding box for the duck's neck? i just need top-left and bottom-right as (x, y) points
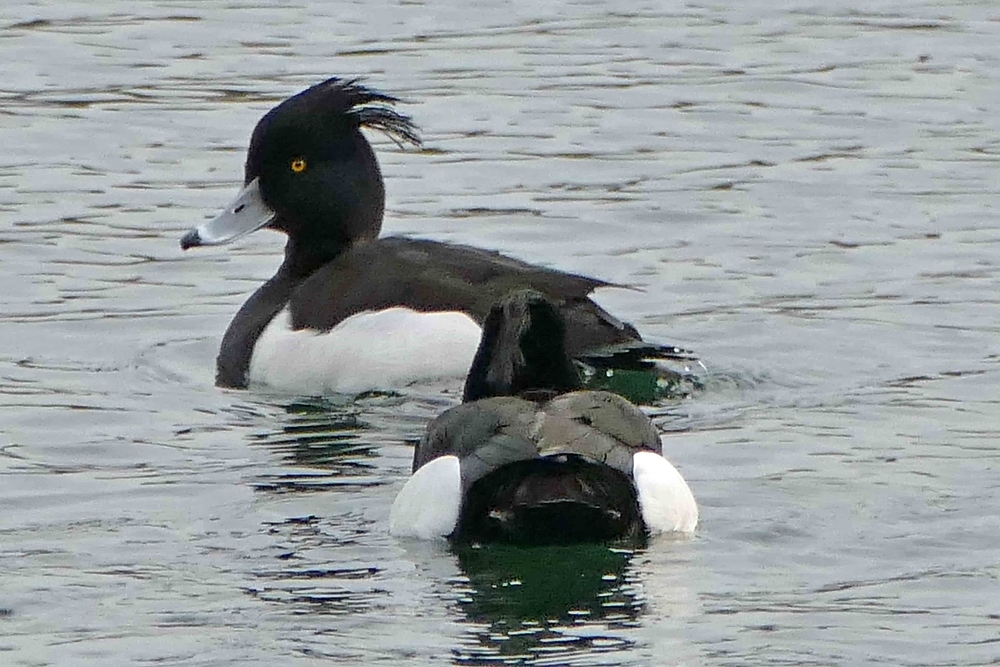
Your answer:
(279, 233), (371, 279)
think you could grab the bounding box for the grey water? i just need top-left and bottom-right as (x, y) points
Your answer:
(2, 1), (999, 664)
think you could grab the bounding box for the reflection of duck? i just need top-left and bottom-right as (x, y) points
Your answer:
(454, 543), (637, 624)
(390, 290), (698, 544)
(451, 543), (640, 663)
(179, 77), (697, 396)
(246, 398), (380, 494)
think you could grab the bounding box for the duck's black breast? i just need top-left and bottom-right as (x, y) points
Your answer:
(288, 237), (639, 351)
(216, 266), (299, 388)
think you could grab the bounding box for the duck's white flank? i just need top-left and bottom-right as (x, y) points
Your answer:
(389, 455), (462, 539)
(248, 307), (482, 394)
(632, 451), (698, 534)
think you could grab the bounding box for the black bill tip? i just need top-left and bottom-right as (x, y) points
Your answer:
(180, 229), (201, 250)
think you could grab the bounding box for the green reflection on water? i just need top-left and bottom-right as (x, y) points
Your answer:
(452, 543), (642, 664)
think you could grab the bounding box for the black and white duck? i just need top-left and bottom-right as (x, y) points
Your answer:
(180, 78), (696, 396)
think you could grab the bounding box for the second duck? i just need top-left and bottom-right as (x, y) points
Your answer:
(389, 289), (698, 544)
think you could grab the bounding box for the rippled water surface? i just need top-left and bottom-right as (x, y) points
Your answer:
(3, 1), (999, 665)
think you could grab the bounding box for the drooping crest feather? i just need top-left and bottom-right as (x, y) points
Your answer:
(304, 77), (422, 147)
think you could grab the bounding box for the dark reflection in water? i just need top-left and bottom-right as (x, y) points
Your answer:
(246, 394), (417, 493)
(250, 398), (376, 483)
(241, 388), (466, 493)
(451, 543), (642, 665)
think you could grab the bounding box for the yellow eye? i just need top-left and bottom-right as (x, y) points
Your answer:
(290, 157), (307, 173)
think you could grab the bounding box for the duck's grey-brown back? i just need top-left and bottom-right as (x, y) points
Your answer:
(414, 390), (660, 490)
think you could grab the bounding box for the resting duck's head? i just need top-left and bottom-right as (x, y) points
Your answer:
(181, 78), (421, 260)
(463, 289), (583, 402)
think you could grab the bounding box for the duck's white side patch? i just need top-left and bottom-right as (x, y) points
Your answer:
(248, 307), (482, 394)
(389, 455), (462, 539)
(633, 451), (698, 534)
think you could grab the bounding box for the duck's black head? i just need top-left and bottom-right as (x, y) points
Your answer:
(463, 290), (584, 402)
(181, 78), (421, 272)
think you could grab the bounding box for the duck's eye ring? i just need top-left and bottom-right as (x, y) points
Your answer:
(290, 158), (307, 173)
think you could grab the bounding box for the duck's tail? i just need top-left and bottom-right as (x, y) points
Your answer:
(455, 455), (644, 545)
